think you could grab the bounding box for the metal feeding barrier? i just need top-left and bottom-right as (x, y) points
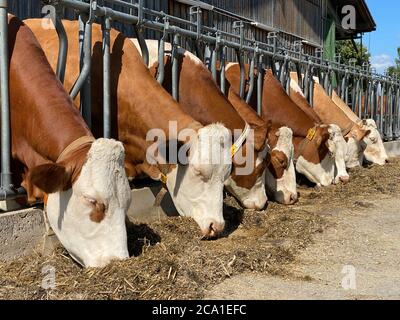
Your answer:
(0, 0), (399, 200)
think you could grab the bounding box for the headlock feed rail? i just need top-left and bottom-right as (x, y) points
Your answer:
(0, 0), (399, 200)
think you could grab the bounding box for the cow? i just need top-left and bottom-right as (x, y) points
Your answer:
(331, 91), (388, 165)
(8, 15), (131, 267)
(312, 80), (372, 168)
(134, 40), (299, 205)
(289, 74), (349, 184)
(26, 19), (232, 238)
(225, 91), (298, 205)
(225, 65), (336, 187)
(131, 40), (271, 210)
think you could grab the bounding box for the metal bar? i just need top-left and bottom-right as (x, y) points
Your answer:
(133, 26), (149, 67)
(172, 33), (180, 101)
(220, 46), (226, 95)
(58, 0), (400, 85)
(256, 55), (264, 116)
(245, 52), (256, 104)
(157, 37), (165, 84)
(236, 49), (245, 99)
(102, 16), (111, 138)
(0, 0), (13, 196)
(71, 11), (94, 128)
(54, 14), (68, 84)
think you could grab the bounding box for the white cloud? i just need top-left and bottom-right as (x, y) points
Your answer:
(371, 54), (394, 74)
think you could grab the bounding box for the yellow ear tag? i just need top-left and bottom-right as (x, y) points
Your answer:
(160, 173), (167, 184)
(231, 145), (237, 157)
(306, 128), (316, 141)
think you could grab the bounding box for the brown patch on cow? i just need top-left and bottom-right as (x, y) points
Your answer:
(268, 150), (289, 179)
(90, 202), (106, 223)
(346, 125), (371, 142)
(293, 126), (330, 164)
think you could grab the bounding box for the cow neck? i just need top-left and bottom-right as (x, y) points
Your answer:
(8, 16), (92, 165)
(262, 70), (316, 137)
(313, 82), (355, 133)
(289, 89), (322, 125)
(293, 136), (329, 165)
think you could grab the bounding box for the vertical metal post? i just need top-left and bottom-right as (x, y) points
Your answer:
(358, 77), (363, 119)
(256, 54), (264, 116)
(380, 83), (385, 138)
(0, 0), (12, 194)
(102, 16), (111, 138)
(157, 18), (168, 85)
(172, 33), (180, 101)
(396, 86), (400, 138)
(236, 49), (245, 99)
(54, 6), (68, 84)
(220, 46), (226, 95)
(309, 67), (315, 107)
(71, 11), (94, 128)
(246, 50), (256, 104)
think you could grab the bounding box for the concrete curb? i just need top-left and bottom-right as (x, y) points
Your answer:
(384, 141), (400, 157)
(0, 208), (46, 262)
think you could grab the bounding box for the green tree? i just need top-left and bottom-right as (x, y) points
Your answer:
(387, 47), (400, 78)
(335, 40), (371, 67)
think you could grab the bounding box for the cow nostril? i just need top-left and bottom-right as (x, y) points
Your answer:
(385, 159), (389, 164)
(290, 193), (298, 204)
(339, 176), (350, 184)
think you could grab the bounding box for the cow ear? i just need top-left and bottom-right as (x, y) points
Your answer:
(363, 130), (371, 138)
(29, 163), (72, 194)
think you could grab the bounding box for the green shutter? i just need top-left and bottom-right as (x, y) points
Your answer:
(324, 16), (336, 62)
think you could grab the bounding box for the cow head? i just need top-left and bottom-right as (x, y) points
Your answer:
(29, 139), (131, 268)
(162, 124), (232, 239)
(345, 125), (371, 168)
(224, 129), (269, 210)
(326, 124), (350, 184)
(295, 125), (335, 187)
(361, 119), (388, 165)
(265, 127), (298, 205)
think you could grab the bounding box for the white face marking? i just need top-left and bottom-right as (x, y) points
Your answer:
(362, 119), (388, 165)
(296, 153), (335, 187)
(166, 124), (232, 237)
(345, 137), (364, 168)
(224, 142), (269, 210)
(327, 124), (350, 183)
(265, 127), (298, 204)
(46, 139), (131, 268)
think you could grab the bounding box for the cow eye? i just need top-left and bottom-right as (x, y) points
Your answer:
(83, 196), (97, 206)
(370, 136), (377, 143)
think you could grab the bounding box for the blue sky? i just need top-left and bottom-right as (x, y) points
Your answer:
(365, 0), (400, 74)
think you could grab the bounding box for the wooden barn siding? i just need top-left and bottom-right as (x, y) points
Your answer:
(199, 0), (325, 46)
(8, 0), (324, 58)
(7, 0), (168, 39)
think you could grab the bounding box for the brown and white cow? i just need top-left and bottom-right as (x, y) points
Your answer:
(289, 75), (349, 184)
(9, 16), (131, 267)
(222, 75), (297, 204)
(132, 40), (271, 210)
(331, 91), (388, 165)
(312, 80), (371, 168)
(26, 19), (232, 238)
(225, 65), (335, 187)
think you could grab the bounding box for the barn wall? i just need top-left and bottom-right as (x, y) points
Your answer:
(196, 0), (326, 46)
